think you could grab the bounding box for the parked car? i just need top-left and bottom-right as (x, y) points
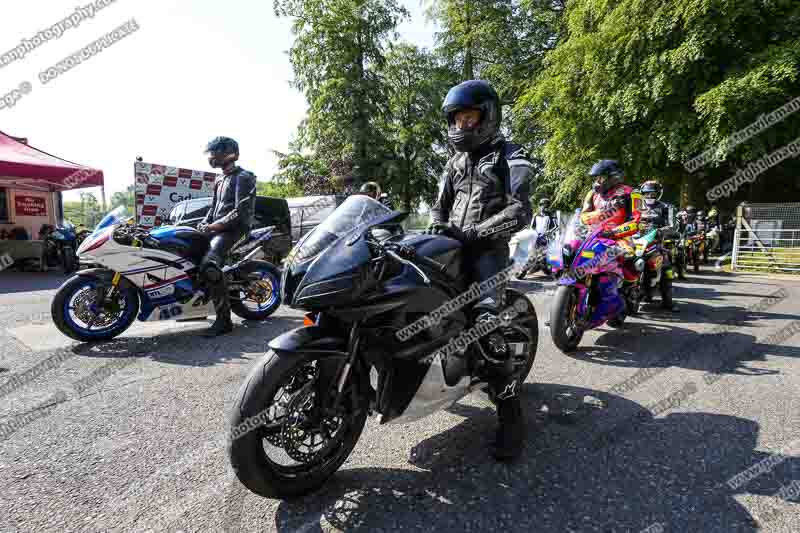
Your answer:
(166, 196), (292, 265)
(285, 195), (347, 243)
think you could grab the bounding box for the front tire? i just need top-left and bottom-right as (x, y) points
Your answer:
(693, 249), (700, 273)
(228, 350), (367, 499)
(550, 285), (584, 352)
(51, 274), (139, 342)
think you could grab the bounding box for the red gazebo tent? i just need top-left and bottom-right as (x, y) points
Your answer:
(0, 130), (104, 192)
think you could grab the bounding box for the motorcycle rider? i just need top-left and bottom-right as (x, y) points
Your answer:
(580, 159), (641, 257)
(359, 181), (394, 209)
(198, 136), (257, 337)
(637, 180), (678, 310)
(428, 79), (533, 461)
(533, 198), (559, 233)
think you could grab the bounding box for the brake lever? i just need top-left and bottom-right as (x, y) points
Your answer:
(386, 249), (431, 285)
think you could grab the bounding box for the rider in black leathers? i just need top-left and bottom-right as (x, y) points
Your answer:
(533, 198), (559, 233)
(428, 80), (533, 461)
(198, 136), (257, 337)
(638, 180), (678, 309)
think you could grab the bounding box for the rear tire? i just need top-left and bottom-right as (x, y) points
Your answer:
(550, 285), (583, 352)
(227, 350), (367, 499)
(62, 246), (76, 273)
(503, 289), (538, 384)
(693, 250), (700, 273)
(660, 271), (673, 309)
(231, 261), (282, 320)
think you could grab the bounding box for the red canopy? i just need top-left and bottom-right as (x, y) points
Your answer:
(0, 130), (104, 192)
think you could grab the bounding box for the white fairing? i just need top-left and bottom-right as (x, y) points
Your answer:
(379, 354), (481, 425)
(78, 230), (213, 322)
(509, 228), (539, 269)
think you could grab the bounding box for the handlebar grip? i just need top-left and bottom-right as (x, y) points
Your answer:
(417, 254), (446, 273)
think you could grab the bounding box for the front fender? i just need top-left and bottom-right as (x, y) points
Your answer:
(267, 325), (348, 357)
(74, 268), (136, 291)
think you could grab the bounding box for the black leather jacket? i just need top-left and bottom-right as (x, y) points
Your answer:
(202, 167), (257, 233)
(639, 200), (673, 235)
(431, 139), (533, 245)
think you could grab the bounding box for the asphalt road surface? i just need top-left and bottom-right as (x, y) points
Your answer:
(1, 269), (799, 533)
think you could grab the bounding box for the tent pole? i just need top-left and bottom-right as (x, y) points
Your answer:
(100, 185), (107, 211)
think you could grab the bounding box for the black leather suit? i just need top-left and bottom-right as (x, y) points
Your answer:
(201, 167), (257, 266)
(430, 139), (533, 310)
(200, 167), (257, 320)
(640, 200), (675, 267)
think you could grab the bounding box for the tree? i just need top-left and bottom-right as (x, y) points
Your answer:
(519, 0), (800, 209)
(110, 185), (135, 216)
(379, 43), (457, 210)
(423, 0), (565, 204)
(274, 0), (408, 184)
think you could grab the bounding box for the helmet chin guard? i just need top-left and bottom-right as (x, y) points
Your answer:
(443, 80), (502, 153)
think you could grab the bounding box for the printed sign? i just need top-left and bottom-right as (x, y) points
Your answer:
(134, 161), (218, 229)
(14, 195), (47, 216)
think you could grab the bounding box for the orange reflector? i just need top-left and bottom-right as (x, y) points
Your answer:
(303, 314), (316, 326)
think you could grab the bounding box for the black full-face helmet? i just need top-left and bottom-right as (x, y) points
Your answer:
(640, 180), (663, 206)
(589, 159), (624, 194)
(442, 80), (502, 153)
(204, 136), (239, 169)
(539, 198), (552, 211)
(359, 181), (381, 199)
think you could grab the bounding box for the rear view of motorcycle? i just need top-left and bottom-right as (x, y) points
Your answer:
(226, 196), (538, 499)
(39, 222), (78, 273)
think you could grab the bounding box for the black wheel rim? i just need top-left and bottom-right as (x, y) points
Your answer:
(249, 359), (361, 476)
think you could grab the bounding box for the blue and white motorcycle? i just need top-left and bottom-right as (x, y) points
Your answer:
(52, 207), (282, 342)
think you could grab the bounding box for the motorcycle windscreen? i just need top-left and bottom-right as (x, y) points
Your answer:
(90, 206), (127, 237)
(286, 195), (397, 308)
(547, 212), (581, 270)
(285, 195), (395, 270)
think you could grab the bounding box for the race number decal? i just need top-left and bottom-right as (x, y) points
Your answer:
(158, 305), (183, 320)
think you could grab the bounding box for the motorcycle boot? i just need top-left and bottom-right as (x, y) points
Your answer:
(473, 305), (525, 461)
(200, 254), (233, 338)
(488, 362), (525, 461)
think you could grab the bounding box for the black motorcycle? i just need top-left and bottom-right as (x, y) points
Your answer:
(227, 195), (539, 499)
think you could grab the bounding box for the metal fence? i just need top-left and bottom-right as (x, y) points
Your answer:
(732, 203), (800, 273)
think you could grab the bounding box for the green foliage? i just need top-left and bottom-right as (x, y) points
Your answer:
(378, 43), (456, 210)
(109, 185), (135, 216)
(519, 0), (800, 209)
(274, 0), (409, 182)
(256, 177), (305, 198)
(63, 192), (106, 228)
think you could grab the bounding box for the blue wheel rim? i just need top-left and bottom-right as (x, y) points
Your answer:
(63, 279), (137, 338)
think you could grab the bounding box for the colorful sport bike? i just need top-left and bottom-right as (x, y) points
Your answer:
(51, 207), (282, 342)
(546, 211), (642, 352)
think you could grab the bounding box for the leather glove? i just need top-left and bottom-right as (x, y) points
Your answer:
(425, 222), (449, 235)
(198, 223), (210, 233)
(443, 224), (477, 243)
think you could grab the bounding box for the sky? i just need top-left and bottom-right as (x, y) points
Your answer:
(0, 0), (439, 202)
